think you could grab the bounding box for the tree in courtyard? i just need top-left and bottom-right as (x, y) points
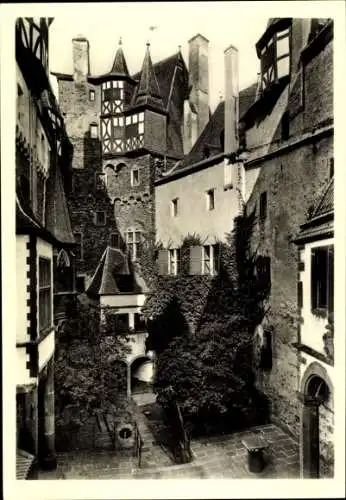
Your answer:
(55, 299), (132, 447)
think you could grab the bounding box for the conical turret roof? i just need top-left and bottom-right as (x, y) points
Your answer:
(110, 38), (130, 77)
(132, 43), (165, 112)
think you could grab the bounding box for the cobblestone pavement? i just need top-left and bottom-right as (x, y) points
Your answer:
(38, 423), (299, 479)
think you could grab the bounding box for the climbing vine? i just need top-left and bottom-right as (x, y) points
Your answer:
(142, 210), (272, 433)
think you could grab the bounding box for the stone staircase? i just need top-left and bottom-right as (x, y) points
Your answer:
(131, 398), (174, 468)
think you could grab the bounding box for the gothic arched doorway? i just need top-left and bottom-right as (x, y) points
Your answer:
(130, 356), (153, 395)
(301, 366), (333, 478)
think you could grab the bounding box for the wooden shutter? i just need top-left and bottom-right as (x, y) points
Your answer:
(328, 246), (334, 314)
(189, 246), (202, 275)
(214, 244), (221, 274)
(176, 249), (181, 275)
(297, 281), (303, 309)
(311, 249), (317, 310)
(157, 249), (169, 276)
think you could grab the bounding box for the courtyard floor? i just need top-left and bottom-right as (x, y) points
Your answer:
(39, 416), (300, 479)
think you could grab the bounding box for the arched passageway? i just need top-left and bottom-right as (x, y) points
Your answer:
(300, 369), (333, 478)
(130, 356), (154, 395)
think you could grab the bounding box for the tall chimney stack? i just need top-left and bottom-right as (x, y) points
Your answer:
(183, 34), (209, 154)
(72, 35), (90, 84)
(224, 45), (239, 155)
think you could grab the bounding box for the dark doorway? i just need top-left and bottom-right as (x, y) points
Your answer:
(130, 357), (153, 394)
(302, 375), (331, 478)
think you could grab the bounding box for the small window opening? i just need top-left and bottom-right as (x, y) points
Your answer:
(259, 191), (267, 222)
(90, 123), (98, 138)
(206, 189), (215, 211)
(171, 198), (178, 217)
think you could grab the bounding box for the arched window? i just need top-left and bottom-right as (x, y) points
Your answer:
(57, 248), (71, 268)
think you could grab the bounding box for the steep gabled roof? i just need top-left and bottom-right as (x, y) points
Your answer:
(86, 246), (149, 296)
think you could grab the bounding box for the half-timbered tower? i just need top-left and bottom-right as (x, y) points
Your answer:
(53, 38), (189, 291)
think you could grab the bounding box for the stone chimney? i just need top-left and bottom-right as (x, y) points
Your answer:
(72, 35), (90, 84)
(224, 44), (239, 155)
(183, 33), (209, 154)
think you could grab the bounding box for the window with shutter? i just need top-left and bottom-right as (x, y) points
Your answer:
(189, 246), (203, 275)
(168, 249), (180, 276)
(311, 245), (333, 314)
(39, 257), (52, 333)
(157, 249), (169, 276)
(297, 281), (303, 308)
(327, 246), (334, 314)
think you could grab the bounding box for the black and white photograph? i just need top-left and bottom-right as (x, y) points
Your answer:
(1, 1), (345, 498)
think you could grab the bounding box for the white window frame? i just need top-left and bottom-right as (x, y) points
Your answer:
(38, 257), (52, 333)
(126, 229), (142, 261)
(171, 198), (178, 217)
(90, 123), (98, 138)
(202, 244), (218, 276)
(89, 89), (95, 101)
(131, 168), (140, 187)
(168, 249), (180, 276)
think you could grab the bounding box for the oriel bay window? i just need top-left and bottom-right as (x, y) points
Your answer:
(39, 257), (52, 332)
(311, 245), (334, 315)
(126, 229), (142, 260)
(101, 80), (124, 114)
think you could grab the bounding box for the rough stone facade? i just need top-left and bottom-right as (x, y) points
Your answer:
(54, 40), (188, 286)
(244, 20), (333, 438)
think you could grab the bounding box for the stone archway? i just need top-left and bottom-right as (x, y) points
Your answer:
(130, 356), (154, 395)
(299, 362), (333, 478)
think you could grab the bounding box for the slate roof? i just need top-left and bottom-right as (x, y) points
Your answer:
(131, 44), (165, 112)
(132, 50), (189, 158)
(16, 163), (75, 246)
(173, 82), (258, 171)
(45, 162), (75, 245)
(86, 246), (149, 296)
(110, 43), (130, 77)
(16, 449), (35, 480)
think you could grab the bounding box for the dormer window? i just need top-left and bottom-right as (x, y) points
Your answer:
(260, 27), (290, 91)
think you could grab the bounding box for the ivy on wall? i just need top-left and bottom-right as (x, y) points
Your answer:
(141, 209), (272, 432)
